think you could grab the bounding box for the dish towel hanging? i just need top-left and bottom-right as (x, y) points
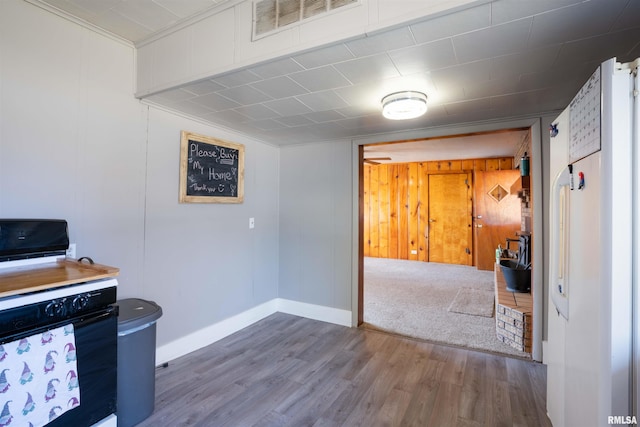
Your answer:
(0, 324), (80, 427)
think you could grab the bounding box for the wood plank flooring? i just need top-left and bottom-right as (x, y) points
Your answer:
(137, 313), (551, 427)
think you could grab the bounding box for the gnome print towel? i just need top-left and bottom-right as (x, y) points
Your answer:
(0, 324), (80, 426)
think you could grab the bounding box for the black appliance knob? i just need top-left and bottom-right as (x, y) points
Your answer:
(72, 295), (89, 310)
(44, 300), (66, 317)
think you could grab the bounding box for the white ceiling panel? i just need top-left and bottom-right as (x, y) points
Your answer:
(490, 0), (582, 25)
(181, 79), (226, 96)
(332, 53), (400, 84)
(296, 90), (349, 111)
(452, 18), (532, 63)
(190, 92), (241, 110)
(250, 76), (309, 98)
(288, 66), (351, 92)
(527, 0), (628, 48)
(264, 97), (314, 116)
(410, 3), (491, 44)
(250, 57), (305, 79)
(217, 85), (273, 104)
(345, 26), (416, 57)
(33, 0), (640, 157)
(387, 38), (457, 75)
(291, 43), (355, 69)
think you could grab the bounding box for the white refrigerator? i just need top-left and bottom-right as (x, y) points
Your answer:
(546, 57), (639, 426)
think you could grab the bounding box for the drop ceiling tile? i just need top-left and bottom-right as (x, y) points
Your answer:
(345, 26), (415, 57)
(190, 92), (241, 111)
(250, 76), (309, 98)
(554, 28), (640, 66)
(443, 98), (491, 116)
(463, 76), (521, 99)
(113, 0), (179, 32)
(147, 88), (194, 104)
(528, 0), (627, 49)
(292, 43), (355, 69)
(274, 115), (316, 127)
(250, 57), (306, 79)
(251, 119), (290, 131)
(490, 0), (582, 25)
(304, 110), (346, 123)
(410, 4), (491, 44)
(152, 0), (218, 18)
(489, 46), (560, 81)
(87, 8), (155, 40)
(217, 85), (273, 105)
(305, 122), (355, 139)
(42, 0), (108, 19)
(333, 54), (401, 84)
(430, 59), (493, 88)
(203, 109), (252, 124)
(296, 90), (349, 111)
(263, 97), (313, 115)
(289, 66), (351, 92)
(171, 99), (215, 116)
(452, 18), (532, 63)
(335, 105), (375, 118)
(233, 104), (280, 120)
(333, 81), (378, 106)
(182, 79), (226, 96)
(213, 69), (262, 88)
(388, 38), (457, 75)
(614, 0), (640, 30)
(519, 61), (598, 92)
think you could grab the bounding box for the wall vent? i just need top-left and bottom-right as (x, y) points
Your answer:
(253, 0), (358, 39)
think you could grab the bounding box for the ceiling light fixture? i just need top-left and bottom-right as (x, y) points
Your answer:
(381, 91), (428, 120)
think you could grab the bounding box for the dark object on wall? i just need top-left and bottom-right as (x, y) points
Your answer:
(117, 298), (163, 427)
(179, 130), (245, 204)
(500, 259), (531, 293)
(0, 219), (69, 261)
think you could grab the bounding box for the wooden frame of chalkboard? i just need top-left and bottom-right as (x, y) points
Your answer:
(179, 131), (245, 203)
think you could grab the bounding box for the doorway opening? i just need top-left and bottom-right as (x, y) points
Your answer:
(358, 128), (535, 358)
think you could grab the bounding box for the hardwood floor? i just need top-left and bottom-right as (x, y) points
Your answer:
(138, 313), (551, 427)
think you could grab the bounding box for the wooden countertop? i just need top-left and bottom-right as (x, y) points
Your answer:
(0, 258), (119, 298)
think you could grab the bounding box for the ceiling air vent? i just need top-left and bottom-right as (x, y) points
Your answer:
(253, 0), (358, 39)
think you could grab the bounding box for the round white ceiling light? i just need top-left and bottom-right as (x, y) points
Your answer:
(381, 91), (428, 120)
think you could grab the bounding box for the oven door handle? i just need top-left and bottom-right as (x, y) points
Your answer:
(0, 305), (117, 345)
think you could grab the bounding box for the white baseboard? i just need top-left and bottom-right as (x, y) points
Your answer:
(155, 298), (353, 365)
(275, 298), (352, 327)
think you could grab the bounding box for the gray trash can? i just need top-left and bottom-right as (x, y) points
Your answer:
(116, 298), (163, 427)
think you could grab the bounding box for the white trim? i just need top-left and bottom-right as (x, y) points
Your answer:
(275, 298), (352, 327)
(155, 298), (352, 365)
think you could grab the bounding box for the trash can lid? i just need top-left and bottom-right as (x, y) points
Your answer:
(117, 298), (163, 333)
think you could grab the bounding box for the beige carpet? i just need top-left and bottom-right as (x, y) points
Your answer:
(363, 257), (528, 358)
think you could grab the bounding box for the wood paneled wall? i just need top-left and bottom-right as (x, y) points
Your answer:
(363, 157), (514, 261)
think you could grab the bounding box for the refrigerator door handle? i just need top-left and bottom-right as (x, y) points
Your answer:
(550, 166), (571, 320)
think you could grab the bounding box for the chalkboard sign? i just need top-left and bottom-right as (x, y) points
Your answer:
(179, 131), (244, 203)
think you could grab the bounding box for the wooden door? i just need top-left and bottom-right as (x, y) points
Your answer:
(427, 173), (473, 265)
(474, 170), (521, 270)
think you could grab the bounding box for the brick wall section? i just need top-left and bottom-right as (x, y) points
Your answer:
(494, 263), (533, 354)
(496, 304), (532, 352)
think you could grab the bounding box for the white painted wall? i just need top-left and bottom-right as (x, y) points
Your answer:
(0, 0), (280, 351)
(279, 140), (353, 310)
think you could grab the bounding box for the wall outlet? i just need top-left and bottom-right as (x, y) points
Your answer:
(66, 243), (76, 258)
(411, 249), (418, 255)
(249, 218), (255, 229)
